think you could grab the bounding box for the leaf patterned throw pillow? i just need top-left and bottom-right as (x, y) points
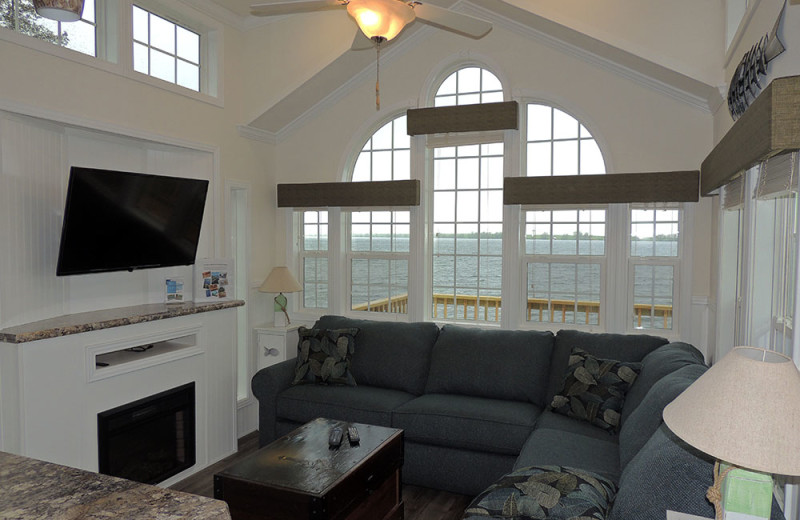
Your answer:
(463, 465), (617, 520)
(550, 348), (641, 433)
(292, 327), (359, 386)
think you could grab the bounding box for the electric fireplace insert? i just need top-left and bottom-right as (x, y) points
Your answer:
(97, 382), (195, 484)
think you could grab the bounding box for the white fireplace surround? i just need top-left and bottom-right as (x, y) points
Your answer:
(0, 305), (239, 487)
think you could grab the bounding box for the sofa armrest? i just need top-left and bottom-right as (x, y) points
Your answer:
(251, 359), (296, 446)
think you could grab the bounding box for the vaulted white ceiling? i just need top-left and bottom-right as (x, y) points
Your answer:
(205, 0), (725, 141)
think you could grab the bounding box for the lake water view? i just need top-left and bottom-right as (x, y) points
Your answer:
(307, 236), (676, 328)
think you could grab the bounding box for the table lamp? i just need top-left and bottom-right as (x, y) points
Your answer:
(663, 346), (800, 520)
(258, 267), (302, 327)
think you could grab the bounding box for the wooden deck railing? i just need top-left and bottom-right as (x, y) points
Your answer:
(353, 293), (672, 327)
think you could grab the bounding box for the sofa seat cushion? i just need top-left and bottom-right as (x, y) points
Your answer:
(535, 410), (620, 442)
(514, 428), (620, 482)
(276, 384), (415, 427)
(463, 465), (617, 520)
(425, 326), (554, 406)
(313, 315), (440, 395)
(392, 394), (542, 455)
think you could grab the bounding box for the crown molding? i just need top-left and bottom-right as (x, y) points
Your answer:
(237, 124), (278, 144)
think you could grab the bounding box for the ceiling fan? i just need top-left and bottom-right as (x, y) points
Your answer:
(250, 0), (493, 44)
(250, 0), (493, 109)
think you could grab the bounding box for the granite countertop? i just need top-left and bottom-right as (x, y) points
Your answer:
(0, 300), (245, 344)
(0, 451), (230, 519)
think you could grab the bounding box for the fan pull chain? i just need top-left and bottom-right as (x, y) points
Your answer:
(375, 38), (381, 111)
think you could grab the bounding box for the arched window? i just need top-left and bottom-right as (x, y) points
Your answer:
(348, 115), (411, 314)
(524, 105), (606, 326)
(430, 66), (504, 322)
(434, 67), (503, 107)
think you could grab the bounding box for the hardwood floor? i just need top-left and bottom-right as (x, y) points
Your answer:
(170, 431), (473, 520)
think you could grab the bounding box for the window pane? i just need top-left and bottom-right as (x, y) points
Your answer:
(482, 69), (502, 91)
(176, 25), (199, 64)
(580, 139), (605, 175)
(633, 264), (674, 329)
(150, 14), (175, 54)
(133, 6), (149, 42)
(150, 48), (175, 83)
(527, 142), (551, 177)
(82, 0), (95, 23)
(133, 42), (149, 73)
(458, 67), (481, 93)
(527, 105), (552, 141)
(393, 116), (409, 149)
(553, 140), (578, 175)
(527, 262), (601, 324)
(553, 109), (579, 139)
(64, 20), (95, 56)
(177, 60), (199, 91)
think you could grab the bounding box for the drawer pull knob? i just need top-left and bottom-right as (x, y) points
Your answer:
(264, 347), (280, 356)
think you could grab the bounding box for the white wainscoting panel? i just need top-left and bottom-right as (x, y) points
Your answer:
(0, 112), (215, 328)
(0, 114), (67, 329)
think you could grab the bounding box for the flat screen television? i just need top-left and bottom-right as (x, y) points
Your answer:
(56, 167), (209, 276)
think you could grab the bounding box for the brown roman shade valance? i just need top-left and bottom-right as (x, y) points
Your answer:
(702, 75), (800, 196)
(503, 171), (700, 205)
(277, 180), (420, 208)
(406, 101), (519, 135)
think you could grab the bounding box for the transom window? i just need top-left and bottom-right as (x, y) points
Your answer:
(434, 66), (503, 107)
(133, 5), (200, 91)
(1, 0), (96, 56)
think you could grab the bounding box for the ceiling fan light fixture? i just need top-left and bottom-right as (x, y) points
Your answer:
(346, 0), (415, 41)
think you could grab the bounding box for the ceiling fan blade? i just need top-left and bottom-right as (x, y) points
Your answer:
(412, 3), (491, 39)
(351, 30), (375, 50)
(250, 0), (344, 17)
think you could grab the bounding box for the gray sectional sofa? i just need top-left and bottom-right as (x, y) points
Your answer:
(251, 315), (782, 519)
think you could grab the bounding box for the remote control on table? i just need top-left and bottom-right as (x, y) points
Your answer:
(347, 426), (360, 445)
(329, 427), (343, 448)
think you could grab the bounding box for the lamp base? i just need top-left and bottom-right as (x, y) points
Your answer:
(709, 462), (772, 520)
(273, 293), (290, 327)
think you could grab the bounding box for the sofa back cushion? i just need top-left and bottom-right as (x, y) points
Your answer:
(425, 325), (554, 405)
(620, 342), (706, 425)
(312, 315), (440, 395)
(618, 363), (707, 470)
(546, 330), (669, 405)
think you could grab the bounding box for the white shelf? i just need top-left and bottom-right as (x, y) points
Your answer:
(87, 325), (203, 382)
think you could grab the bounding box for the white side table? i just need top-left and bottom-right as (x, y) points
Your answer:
(253, 324), (301, 372)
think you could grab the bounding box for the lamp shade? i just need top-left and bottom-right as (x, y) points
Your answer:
(258, 267), (302, 294)
(346, 0), (415, 41)
(663, 346), (800, 476)
(33, 0), (84, 22)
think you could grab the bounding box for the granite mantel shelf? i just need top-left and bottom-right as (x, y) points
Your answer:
(0, 451), (231, 519)
(0, 300), (245, 344)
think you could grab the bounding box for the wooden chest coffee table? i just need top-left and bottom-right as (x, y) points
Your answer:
(214, 418), (403, 520)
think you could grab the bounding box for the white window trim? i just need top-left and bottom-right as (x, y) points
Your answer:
(0, 0), (224, 106)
